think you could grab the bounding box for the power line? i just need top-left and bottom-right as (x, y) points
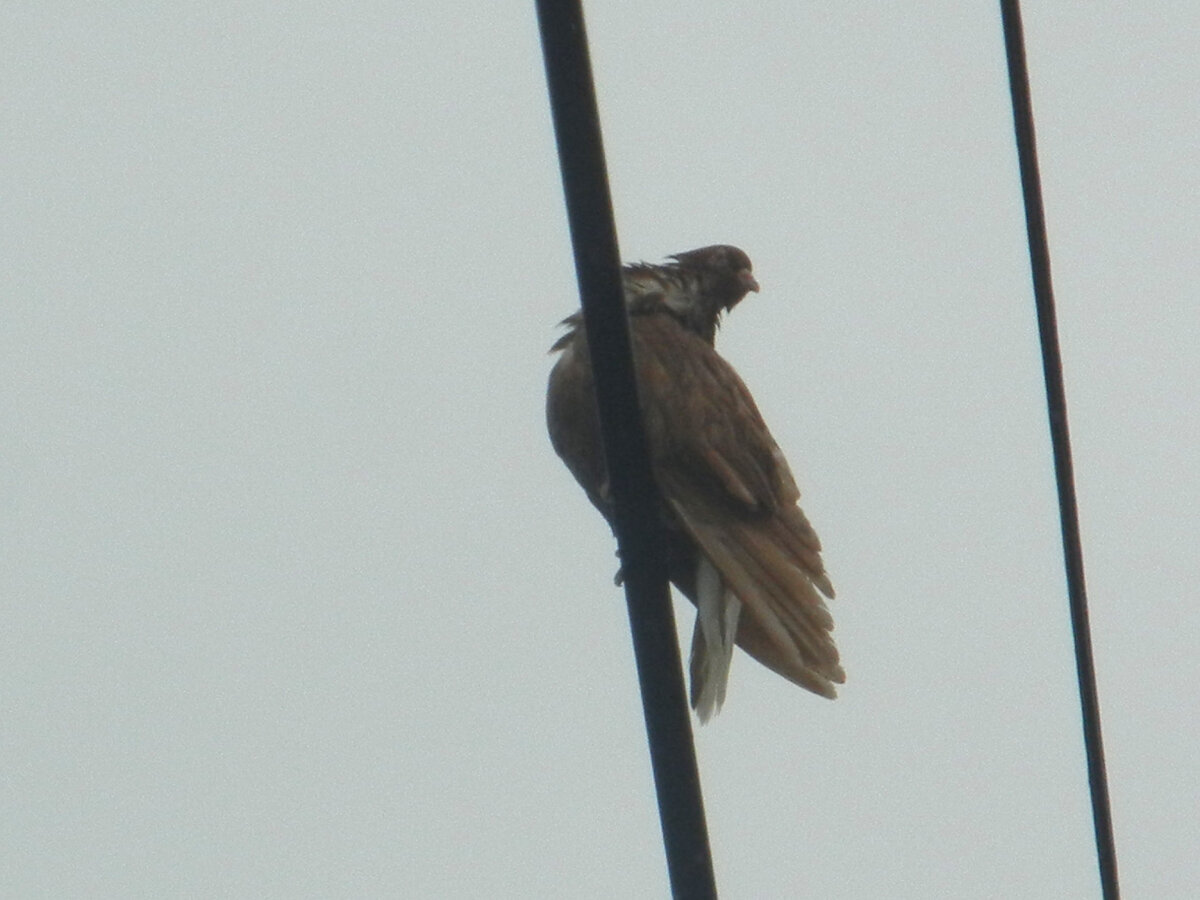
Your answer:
(999, 3), (1120, 897)
(534, 2), (717, 897)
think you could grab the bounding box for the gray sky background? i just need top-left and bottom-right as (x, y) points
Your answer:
(4, 3), (1198, 897)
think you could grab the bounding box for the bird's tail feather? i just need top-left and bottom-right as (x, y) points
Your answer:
(689, 557), (742, 723)
(669, 498), (844, 703)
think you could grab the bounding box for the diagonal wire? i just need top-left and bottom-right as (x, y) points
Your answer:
(999, 3), (1120, 897)
(534, 2), (718, 896)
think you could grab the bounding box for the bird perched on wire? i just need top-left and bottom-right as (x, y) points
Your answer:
(545, 245), (843, 721)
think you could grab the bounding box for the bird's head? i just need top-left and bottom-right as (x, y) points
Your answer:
(668, 244), (760, 313)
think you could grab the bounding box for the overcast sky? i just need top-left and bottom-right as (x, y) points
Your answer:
(4, 3), (1198, 898)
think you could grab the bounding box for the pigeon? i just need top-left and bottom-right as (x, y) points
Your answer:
(546, 245), (843, 721)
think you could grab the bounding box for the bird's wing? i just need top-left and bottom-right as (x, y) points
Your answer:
(631, 312), (844, 697)
(546, 325), (610, 515)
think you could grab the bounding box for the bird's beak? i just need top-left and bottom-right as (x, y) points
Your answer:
(739, 270), (760, 293)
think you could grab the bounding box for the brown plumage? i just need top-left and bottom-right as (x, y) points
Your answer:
(546, 245), (843, 720)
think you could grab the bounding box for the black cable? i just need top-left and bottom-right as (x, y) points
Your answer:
(534, 2), (718, 897)
(999, 4), (1120, 897)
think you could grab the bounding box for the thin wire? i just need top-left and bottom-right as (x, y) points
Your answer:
(999, 4), (1120, 897)
(534, 2), (718, 897)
